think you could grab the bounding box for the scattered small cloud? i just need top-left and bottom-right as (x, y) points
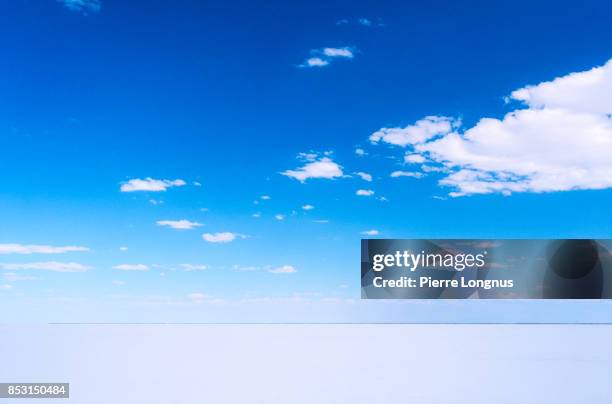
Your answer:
(269, 265), (297, 274)
(233, 265), (260, 272)
(156, 219), (203, 230)
(260, 195), (271, 200)
(57, 0), (101, 14)
(178, 264), (207, 271)
(356, 189), (375, 196)
(355, 172), (373, 182)
(202, 232), (245, 243)
(405, 154), (426, 164)
(119, 246), (129, 251)
(323, 47), (354, 58)
(299, 47), (355, 68)
(274, 214), (285, 221)
(337, 17), (383, 27)
(282, 153), (343, 182)
(0, 262), (91, 272)
(149, 199), (164, 205)
(361, 229), (380, 236)
(193, 181), (202, 187)
(355, 148), (367, 156)
(120, 178), (186, 192)
(302, 204), (315, 211)
(252, 212), (262, 218)
(0, 244), (89, 255)
(112, 264), (149, 271)
(390, 171), (424, 179)
(313, 219), (329, 223)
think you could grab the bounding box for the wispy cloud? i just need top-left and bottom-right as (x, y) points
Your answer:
(156, 219), (203, 230)
(120, 178), (186, 192)
(337, 18), (383, 27)
(0, 244), (89, 255)
(302, 204), (315, 211)
(274, 214), (285, 221)
(299, 47), (355, 68)
(178, 264), (207, 271)
(3, 272), (39, 282)
(361, 229), (380, 236)
(370, 116), (459, 147)
(112, 264), (149, 271)
(269, 265), (297, 274)
(57, 0), (101, 14)
(302, 57), (329, 68)
(390, 171), (424, 179)
(0, 262), (91, 272)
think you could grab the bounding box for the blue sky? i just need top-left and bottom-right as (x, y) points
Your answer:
(0, 0), (611, 322)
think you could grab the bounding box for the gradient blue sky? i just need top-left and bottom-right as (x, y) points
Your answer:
(1, 0), (611, 322)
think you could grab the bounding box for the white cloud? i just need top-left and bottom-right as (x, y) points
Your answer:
(299, 47), (355, 68)
(302, 57), (329, 68)
(302, 204), (315, 211)
(233, 265), (260, 272)
(0, 262), (91, 272)
(252, 212), (261, 218)
(361, 229), (380, 236)
(358, 18), (372, 26)
(509, 60), (612, 115)
(0, 244), (89, 255)
(274, 214), (285, 221)
(149, 199), (164, 205)
(260, 195), (271, 200)
(282, 156), (343, 182)
(355, 148), (367, 156)
(119, 246), (129, 251)
(373, 59), (612, 196)
(355, 172), (373, 182)
(120, 178), (186, 192)
(356, 189), (374, 196)
(113, 264), (149, 271)
(178, 264), (207, 271)
(390, 171), (424, 178)
(269, 265), (297, 274)
(405, 153), (426, 164)
(58, 0), (101, 14)
(156, 219), (203, 230)
(202, 232), (243, 243)
(193, 181), (202, 187)
(323, 47), (354, 58)
(370, 116), (458, 147)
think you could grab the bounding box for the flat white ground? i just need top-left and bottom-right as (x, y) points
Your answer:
(1, 325), (611, 403)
